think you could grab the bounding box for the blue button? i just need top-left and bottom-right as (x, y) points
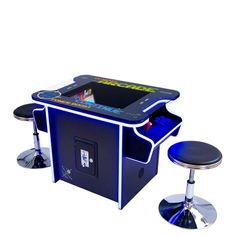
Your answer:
(37, 90), (61, 99)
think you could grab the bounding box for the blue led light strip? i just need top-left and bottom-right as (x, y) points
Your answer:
(34, 99), (172, 128)
(44, 107), (57, 182)
(118, 125), (123, 209)
(143, 99), (170, 113)
(34, 101), (149, 128)
(33, 107), (56, 182)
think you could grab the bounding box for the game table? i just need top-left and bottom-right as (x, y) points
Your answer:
(32, 75), (182, 209)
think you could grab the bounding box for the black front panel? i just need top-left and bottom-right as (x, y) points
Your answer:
(48, 107), (119, 201)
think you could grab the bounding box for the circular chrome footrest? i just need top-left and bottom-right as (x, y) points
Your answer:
(17, 147), (50, 169)
(159, 194), (217, 229)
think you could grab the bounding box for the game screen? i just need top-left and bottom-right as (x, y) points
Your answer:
(71, 88), (95, 103)
(63, 82), (149, 109)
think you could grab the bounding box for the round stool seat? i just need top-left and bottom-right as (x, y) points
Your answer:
(168, 141), (222, 169)
(13, 103), (44, 121)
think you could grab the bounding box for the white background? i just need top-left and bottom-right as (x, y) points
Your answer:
(0, 1), (236, 235)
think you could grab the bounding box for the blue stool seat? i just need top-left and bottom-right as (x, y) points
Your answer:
(159, 141), (222, 230)
(168, 141), (222, 169)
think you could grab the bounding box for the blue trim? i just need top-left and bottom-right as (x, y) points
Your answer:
(143, 99), (170, 113)
(45, 106), (56, 182)
(34, 101), (149, 128)
(118, 126), (123, 209)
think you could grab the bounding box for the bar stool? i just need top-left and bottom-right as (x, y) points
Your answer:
(13, 103), (50, 169)
(159, 141), (222, 229)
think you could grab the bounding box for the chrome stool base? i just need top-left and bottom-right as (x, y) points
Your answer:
(17, 147), (50, 169)
(159, 194), (217, 229)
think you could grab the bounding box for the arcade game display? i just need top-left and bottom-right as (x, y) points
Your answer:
(32, 75), (182, 209)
